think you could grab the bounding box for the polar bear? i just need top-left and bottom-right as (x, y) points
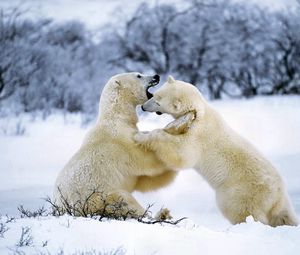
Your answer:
(134, 75), (298, 227)
(53, 73), (177, 217)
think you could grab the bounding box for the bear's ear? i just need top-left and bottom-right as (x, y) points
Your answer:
(167, 75), (175, 84)
(173, 98), (182, 110)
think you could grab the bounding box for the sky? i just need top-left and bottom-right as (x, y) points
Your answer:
(0, 0), (298, 28)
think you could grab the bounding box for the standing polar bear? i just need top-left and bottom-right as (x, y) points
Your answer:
(135, 76), (298, 227)
(53, 73), (177, 217)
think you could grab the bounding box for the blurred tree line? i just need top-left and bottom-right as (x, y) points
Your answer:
(0, 0), (300, 117)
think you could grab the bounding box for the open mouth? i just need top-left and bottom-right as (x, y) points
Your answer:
(146, 75), (160, 99)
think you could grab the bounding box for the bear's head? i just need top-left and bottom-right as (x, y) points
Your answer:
(141, 75), (206, 119)
(109, 72), (160, 105)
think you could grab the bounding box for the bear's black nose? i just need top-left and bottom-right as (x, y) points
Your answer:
(153, 74), (160, 82)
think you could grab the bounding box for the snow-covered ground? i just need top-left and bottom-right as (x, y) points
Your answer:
(1, 215), (300, 255)
(0, 96), (300, 254)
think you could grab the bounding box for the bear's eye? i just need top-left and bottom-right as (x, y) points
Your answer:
(137, 74), (142, 79)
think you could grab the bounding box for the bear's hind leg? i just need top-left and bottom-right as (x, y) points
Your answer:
(267, 198), (298, 227)
(268, 208), (298, 227)
(135, 170), (177, 192)
(106, 190), (146, 218)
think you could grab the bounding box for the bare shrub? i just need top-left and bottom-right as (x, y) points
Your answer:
(0, 222), (9, 237)
(44, 189), (186, 225)
(10, 247), (126, 255)
(16, 226), (33, 247)
(18, 205), (47, 218)
(0, 117), (27, 136)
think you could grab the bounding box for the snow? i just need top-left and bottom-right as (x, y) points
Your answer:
(0, 114), (85, 191)
(0, 96), (300, 254)
(1, 215), (300, 255)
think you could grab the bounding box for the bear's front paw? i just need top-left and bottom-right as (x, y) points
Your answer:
(164, 112), (195, 135)
(155, 208), (173, 221)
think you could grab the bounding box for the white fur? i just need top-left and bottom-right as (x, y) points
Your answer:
(53, 73), (177, 217)
(135, 77), (298, 226)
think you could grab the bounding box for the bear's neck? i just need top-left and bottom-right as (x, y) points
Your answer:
(98, 93), (139, 130)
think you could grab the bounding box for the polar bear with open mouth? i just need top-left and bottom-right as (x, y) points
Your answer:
(53, 73), (177, 217)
